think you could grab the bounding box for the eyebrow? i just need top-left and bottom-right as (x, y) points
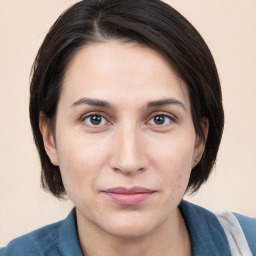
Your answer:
(72, 98), (113, 109)
(147, 98), (186, 111)
(71, 97), (186, 111)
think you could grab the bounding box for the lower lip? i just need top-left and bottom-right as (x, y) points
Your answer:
(103, 192), (154, 205)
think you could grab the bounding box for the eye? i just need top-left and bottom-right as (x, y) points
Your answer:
(83, 114), (108, 126)
(148, 114), (172, 126)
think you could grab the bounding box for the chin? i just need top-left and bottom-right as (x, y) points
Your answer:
(101, 213), (165, 240)
(106, 224), (155, 240)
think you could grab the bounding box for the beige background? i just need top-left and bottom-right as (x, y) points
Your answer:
(0, 0), (255, 246)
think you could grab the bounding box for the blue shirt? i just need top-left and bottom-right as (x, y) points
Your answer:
(0, 200), (237, 255)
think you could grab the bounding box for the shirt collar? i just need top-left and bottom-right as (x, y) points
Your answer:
(179, 200), (231, 255)
(59, 208), (83, 256)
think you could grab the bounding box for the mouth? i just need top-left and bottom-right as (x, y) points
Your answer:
(101, 186), (156, 206)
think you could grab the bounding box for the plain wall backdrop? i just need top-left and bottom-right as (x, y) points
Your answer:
(0, 0), (255, 246)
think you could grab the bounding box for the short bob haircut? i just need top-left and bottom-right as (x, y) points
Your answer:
(29, 0), (224, 198)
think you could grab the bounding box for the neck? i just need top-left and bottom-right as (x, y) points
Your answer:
(76, 208), (191, 256)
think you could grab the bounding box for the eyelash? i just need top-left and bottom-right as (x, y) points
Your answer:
(81, 113), (110, 127)
(80, 112), (175, 128)
(147, 114), (174, 126)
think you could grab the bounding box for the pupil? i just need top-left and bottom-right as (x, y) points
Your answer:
(90, 115), (102, 125)
(154, 115), (165, 125)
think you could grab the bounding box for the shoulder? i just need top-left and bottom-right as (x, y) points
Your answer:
(232, 212), (256, 253)
(0, 220), (64, 256)
(1, 208), (83, 256)
(179, 200), (256, 255)
(179, 200), (231, 255)
(233, 212), (256, 238)
(215, 210), (256, 255)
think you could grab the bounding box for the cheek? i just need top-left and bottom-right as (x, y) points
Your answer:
(150, 134), (195, 192)
(55, 135), (103, 198)
(56, 130), (108, 171)
(151, 133), (195, 171)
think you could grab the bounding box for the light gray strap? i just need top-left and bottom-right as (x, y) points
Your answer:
(216, 211), (252, 256)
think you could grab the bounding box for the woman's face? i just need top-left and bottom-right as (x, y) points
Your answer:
(41, 41), (205, 239)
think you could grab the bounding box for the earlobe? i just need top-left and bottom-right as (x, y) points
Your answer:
(39, 112), (59, 166)
(193, 118), (209, 168)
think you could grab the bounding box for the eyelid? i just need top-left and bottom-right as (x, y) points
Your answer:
(145, 112), (177, 128)
(149, 115), (171, 125)
(84, 115), (107, 126)
(147, 111), (176, 121)
(78, 110), (177, 129)
(80, 112), (112, 126)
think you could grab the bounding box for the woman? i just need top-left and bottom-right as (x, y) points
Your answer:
(1, 0), (255, 255)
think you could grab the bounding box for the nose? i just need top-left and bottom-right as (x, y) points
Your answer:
(109, 122), (149, 175)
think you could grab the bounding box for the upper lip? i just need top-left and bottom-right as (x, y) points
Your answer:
(103, 186), (155, 194)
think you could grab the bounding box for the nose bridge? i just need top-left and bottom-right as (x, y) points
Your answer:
(110, 120), (147, 174)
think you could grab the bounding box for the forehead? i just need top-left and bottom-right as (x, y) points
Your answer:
(60, 41), (190, 109)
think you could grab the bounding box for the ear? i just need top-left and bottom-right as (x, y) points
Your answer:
(192, 117), (209, 168)
(39, 112), (59, 166)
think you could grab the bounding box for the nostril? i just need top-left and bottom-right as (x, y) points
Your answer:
(112, 165), (146, 175)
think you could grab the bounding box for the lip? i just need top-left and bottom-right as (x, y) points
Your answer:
(101, 186), (156, 205)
